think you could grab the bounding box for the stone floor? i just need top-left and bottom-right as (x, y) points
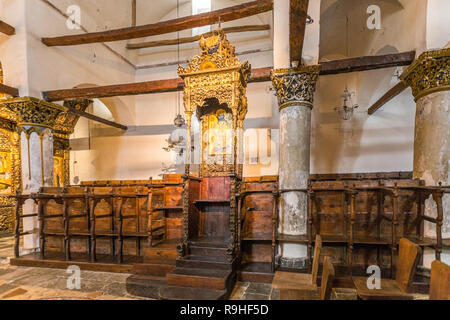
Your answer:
(0, 235), (426, 300)
(0, 235), (284, 300)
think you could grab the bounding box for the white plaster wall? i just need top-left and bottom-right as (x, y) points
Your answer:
(0, 0), (29, 95)
(1, 0), (444, 184)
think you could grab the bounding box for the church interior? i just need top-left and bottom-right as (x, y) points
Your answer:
(0, 0), (448, 301)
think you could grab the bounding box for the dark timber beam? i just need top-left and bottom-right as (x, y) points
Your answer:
(127, 25), (271, 50)
(42, 52), (416, 101)
(367, 81), (408, 115)
(290, 0), (309, 64)
(63, 104), (128, 130)
(42, 0), (273, 46)
(0, 20), (15, 36)
(320, 51), (415, 75)
(43, 68), (272, 101)
(0, 83), (19, 97)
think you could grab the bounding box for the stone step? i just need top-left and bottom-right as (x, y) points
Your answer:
(159, 286), (227, 300)
(167, 267), (233, 290)
(126, 274), (166, 299)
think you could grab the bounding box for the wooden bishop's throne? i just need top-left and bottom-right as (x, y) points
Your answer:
(166, 29), (251, 295)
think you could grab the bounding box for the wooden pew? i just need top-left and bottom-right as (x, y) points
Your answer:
(429, 260), (450, 300)
(272, 235), (322, 291)
(278, 256), (335, 300)
(353, 238), (422, 300)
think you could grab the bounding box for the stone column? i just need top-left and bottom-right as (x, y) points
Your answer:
(401, 48), (450, 265)
(2, 97), (64, 253)
(272, 66), (319, 268)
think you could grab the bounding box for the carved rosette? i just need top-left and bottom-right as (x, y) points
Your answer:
(401, 48), (450, 101)
(271, 66), (320, 110)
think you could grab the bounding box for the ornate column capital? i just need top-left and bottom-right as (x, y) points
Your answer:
(401, 48), (450, 101)
(271, 65), (320, 110)
(0, 97), (65, 134)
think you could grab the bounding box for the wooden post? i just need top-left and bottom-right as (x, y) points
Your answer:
(307, 187), (314, 271)
(118, 197), (124, 264)
(348, 189), (356, 276)
(14, 198), (22, 258)
(63, 199), (70, 261)
(432, 190), (444, 261)
(38, 199), (45, 259)
(89, 197), (97, 262)
(271, 189), (278, 273)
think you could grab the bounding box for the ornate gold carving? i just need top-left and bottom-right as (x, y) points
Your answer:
(178, 28), (243, 75)
(54, 99), (92, 134)
(0, 97), (65, 129)
(179, 29), (250, 178)
(271, 66), (320, 110)
(401, 48), (450, 101)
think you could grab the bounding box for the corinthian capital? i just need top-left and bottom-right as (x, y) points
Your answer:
(271, 65), (320, 110)
(401, 48), (450, 101)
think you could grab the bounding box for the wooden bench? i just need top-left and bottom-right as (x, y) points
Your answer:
(272, 235), (322, 291)
(429, 260), (450, 300)
(278, 256), (335, 300)
(353, 238), (422, 300)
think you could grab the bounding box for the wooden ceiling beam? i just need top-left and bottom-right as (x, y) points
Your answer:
(43, 67), (272, 101)
(0, 20), (15, 36)
(367, 81), (408, 115)
(0, 83), (19, 97)
(63, 104), (128, 130)
(290, 0), (309, 64)
(42, 52), (416, 101)
(320, 51), (415, 75)
(127, 25), (271, 50)
(42, 0), (273, 47)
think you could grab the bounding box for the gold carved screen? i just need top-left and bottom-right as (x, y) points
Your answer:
(178, 28), (250, 178)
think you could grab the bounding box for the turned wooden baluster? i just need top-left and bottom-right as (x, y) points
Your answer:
(432, 189), (444, 261)
(110, 190), (116, 259)
(237, 194), (242, 259)
(63, 198), (70, 261)
(118, 197), (124, 264)
(307, 187), (314, 272)
(348, 188), (357, 276)
(390, 186), (400, 278)
(14, 196), (24, 258)
(38, 199), (45, 260)
(135, 187), (141, 257)
(147, 189), (154, 248)
(89, 196), (97, 262)
(85, 189), (91, 258)
(271, 189), (278, 273)
(417, 190), (424, 239)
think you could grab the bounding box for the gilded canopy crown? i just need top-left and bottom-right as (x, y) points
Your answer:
(178, 28), (244, 75)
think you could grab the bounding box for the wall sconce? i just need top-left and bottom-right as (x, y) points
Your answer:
(334, 87), (359, 121)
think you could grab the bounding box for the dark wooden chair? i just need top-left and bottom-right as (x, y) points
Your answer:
(272, 235), (322, 291)
(278, 256), (335, 300)
(353, 238), (422, 300)
(429, 260), (450, 300)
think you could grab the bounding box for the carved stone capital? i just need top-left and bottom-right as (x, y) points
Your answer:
(401, 48), (450, 101)
(271, 65), (320, 110)
(0, 97), (64, 131)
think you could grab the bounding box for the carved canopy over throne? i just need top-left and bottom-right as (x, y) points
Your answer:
(178, 28), (251, 178)
(176, 29), (251, 261)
